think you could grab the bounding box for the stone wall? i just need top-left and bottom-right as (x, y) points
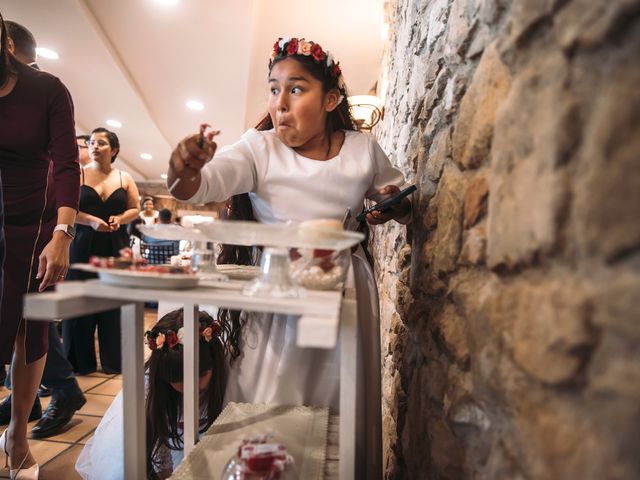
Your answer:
(373, 0), (640, 478)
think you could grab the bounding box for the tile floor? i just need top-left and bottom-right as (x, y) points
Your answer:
(0, 309), (158, 479)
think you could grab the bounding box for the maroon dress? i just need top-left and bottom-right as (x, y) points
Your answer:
(0, 61), (80, 364)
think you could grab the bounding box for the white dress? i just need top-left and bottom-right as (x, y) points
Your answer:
(188, 128), (406, 479)
(75, 385), (209, 479)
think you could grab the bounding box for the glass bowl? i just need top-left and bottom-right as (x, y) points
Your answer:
(289, 248), (350, 291)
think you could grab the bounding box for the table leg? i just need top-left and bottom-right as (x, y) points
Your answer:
(122, 303), (145, 480)
(339, 294), (358, 480)
(183, 303), (200, 457)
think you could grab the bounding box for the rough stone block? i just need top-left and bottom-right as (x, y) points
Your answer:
(459, 222), (487, 265)
(588, 330), (640, 399)
(429, 165), (466, 274)
(592, 270), (640, 339)
(445, 0), (476, 58)
(464, 174), (489, 228)
(574, 48), (640, 261)
(555, 0), (640, 51)
(426, 126), (451, 182)
(438, 303), (470, 368)
(452, 42), (511, 170)
(487, 52), (575, 269)
(505, 277), (597, 385)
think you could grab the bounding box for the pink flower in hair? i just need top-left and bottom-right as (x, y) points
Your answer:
(155, 333), (166, 349)
(298, 40), (312, 55)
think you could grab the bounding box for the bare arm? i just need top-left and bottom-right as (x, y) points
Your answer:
(75, 211), (111, 232)
(108, 172), (141, 230)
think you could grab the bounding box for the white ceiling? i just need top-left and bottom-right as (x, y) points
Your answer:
(1, 0), (385, 182)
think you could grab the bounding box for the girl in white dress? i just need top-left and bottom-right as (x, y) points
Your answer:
(167, 37), (412, 479)
(75, 309), (226, 480)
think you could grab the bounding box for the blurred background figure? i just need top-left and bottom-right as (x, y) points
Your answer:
(76, 134), (90, 167)
(139, 196), (158, 225)
(62, 127), (140, 375)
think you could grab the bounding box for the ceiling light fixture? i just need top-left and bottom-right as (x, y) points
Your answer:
(160, 173), (168, 179)
(348, 95), (384, 130)
(140, 153), (153, 160)
(154, 0), (180, 5)
(106, 119), (123, 128)
(36, 47), (59, 60)
(186, 100), (204, 111)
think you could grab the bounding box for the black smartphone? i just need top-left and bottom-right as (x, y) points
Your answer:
(356, 184), (417, 222)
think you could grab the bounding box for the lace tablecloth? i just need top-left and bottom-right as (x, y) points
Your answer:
(171, 402), (329, 479)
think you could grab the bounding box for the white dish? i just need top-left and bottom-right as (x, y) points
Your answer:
(71, 264), (199, 289)
(140, 220), (364, 250)
(215, 264), (260, 280)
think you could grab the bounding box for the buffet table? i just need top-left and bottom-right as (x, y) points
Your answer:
(23, 274), (359, 479)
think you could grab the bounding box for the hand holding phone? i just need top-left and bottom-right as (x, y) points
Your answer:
(357, 184), (416, 223)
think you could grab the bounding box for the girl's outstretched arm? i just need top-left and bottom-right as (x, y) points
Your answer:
(167, 133), (217, 200)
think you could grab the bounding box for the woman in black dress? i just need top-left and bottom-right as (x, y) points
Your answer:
(62, 128), (140, 374)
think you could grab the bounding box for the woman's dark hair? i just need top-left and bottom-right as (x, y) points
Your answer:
(5, 21), (36, 62)
(0, 12), (17, 88)
(91, 127), (120, 163)
(145, 309), (226, 479)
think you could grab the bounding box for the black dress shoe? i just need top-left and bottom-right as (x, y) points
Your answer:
(37, 384), (52, 398)
(0, 395), (42, 426)
(30, 394), (86, 439)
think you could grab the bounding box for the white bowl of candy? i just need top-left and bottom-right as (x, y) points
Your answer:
(289, 218), (351, 291)
(289, 247), (350, 290)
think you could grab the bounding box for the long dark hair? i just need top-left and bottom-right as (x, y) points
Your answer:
(0, 11), (17, 88)
(145, 309), (226, 479)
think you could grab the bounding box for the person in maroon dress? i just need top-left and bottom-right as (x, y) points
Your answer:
(0, 12), (79, 478)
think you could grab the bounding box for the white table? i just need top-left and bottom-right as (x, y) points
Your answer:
(23, 276), (359, 479)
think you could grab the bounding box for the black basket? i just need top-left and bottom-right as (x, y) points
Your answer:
(140, 242), (179, 265)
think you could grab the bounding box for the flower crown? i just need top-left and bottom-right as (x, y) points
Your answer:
(269, 37), (344, 88)
(145, 319), (221, 351)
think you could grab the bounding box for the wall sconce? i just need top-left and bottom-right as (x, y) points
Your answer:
(348, 95), (384, 130)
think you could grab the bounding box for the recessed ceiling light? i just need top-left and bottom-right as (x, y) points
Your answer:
(36, 47), (59, 60)
(186, 100), (204, 111)
(154, 0), (180, 5)
(160, 173), (168, 179)
(106, 119), (122, 128)
(140, 153), (153, 160)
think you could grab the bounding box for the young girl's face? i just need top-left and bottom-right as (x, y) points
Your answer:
(267, 57), (339, 149)
(169, 369), (212, 393)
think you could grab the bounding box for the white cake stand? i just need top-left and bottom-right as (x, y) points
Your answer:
(140, 221), (364, 298)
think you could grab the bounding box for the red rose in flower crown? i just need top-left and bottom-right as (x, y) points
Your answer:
(147, 335), (157, 350)
(332, 62), (342, 78)
(286, 38), (298, 55)
(166, 330), (178, 349)
(310, 43), (326, 62)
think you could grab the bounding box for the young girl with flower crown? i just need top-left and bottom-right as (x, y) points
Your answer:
(168, 37), (411, 478)
(75, 309), (226, 480)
